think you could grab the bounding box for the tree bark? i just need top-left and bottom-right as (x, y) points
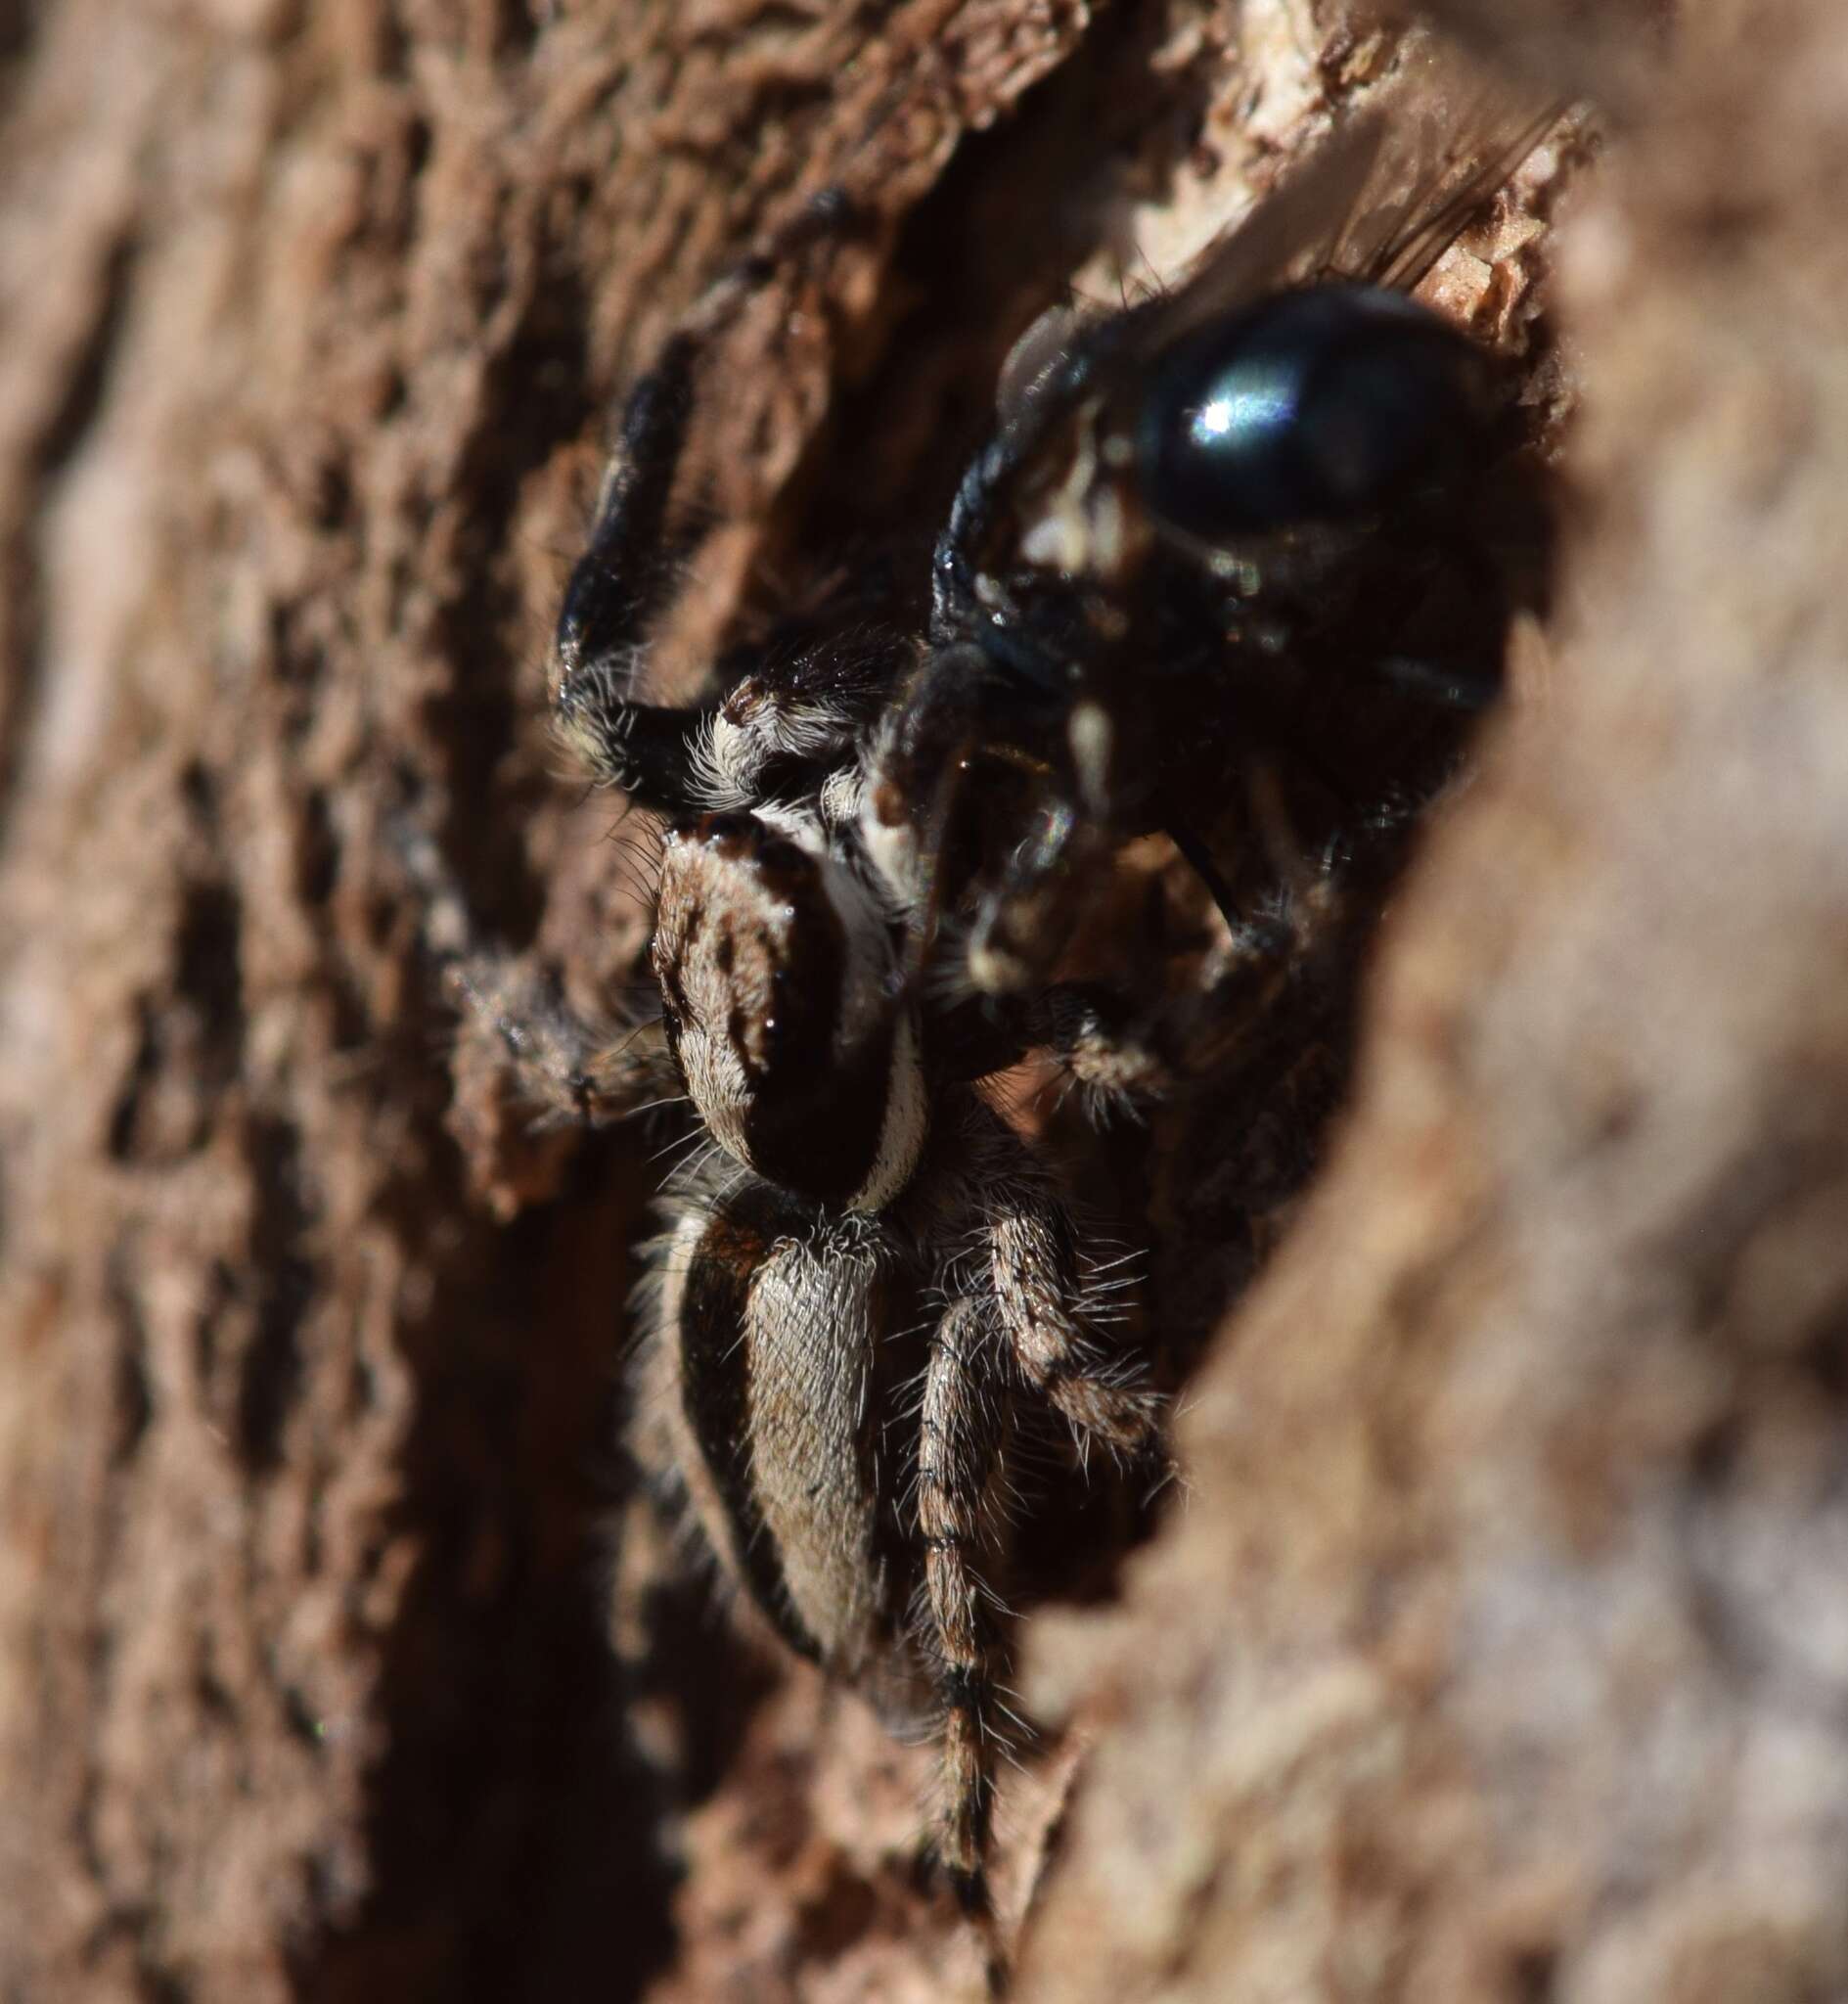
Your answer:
(4, 0), (1839, 2000)
(1019, 4), (1848, 1999)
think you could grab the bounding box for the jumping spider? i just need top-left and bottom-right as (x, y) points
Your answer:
(432, 82), (1558, 1950)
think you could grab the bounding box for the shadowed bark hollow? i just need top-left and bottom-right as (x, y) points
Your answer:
(2, 0), (1841, 2000)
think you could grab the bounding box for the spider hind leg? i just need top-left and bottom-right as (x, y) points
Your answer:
(915, 1295), (1009, 1920)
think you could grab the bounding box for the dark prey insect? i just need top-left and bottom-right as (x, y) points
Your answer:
(431, 77), (1559, 1961)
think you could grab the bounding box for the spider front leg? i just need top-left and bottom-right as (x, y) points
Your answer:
(556, 358), (896, 823)
(862, 642), (1093, 994)
(551, 331), (716, 815)
(554, 198), (879, 818)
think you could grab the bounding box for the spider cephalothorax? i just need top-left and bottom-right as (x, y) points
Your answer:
(650, 806), (928, 1210)
(429, 77), (1559, 1956)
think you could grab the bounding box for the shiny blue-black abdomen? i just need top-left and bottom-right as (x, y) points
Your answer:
(1135, 284), (1489, 542)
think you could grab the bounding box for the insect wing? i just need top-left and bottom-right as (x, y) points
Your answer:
(1112, 114), (1392, 359)
(1119, 77), (1560, 372)
(1345, 92), (1564, 295)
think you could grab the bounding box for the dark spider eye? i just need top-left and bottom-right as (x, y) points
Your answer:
(1135, 284), (1492, 541)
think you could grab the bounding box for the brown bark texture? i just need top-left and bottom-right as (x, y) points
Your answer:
(1, 0), (1842, 2000)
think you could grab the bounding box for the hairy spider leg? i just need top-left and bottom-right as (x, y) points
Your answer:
(552, 188), (876, 819)
(979, 1176), (1158, 1456)
(552, 332), (716, 816)
(916, 1297), (1007, 1926)
(393, 819), (680, 1128)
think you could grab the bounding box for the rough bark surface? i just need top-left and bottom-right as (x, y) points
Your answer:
(1018, 4), (1848, 1999)
(1, 0), (1837, 2001)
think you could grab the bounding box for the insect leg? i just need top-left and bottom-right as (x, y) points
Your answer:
(864, 643), (1071, 984)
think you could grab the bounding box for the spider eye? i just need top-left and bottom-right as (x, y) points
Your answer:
(1135, 284), (1491, 542)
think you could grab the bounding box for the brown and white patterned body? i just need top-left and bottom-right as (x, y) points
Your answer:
(430, 78), (1556, 1964)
